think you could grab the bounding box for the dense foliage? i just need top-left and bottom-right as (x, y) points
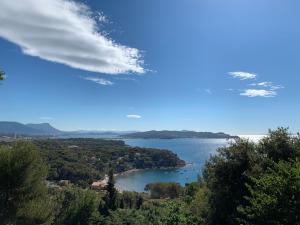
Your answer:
(145, 182), (181, 199)
(33, 138), (185, 187)
(1, 128), (300, 225)
(0, 70), (4, 81)
(0, 142), (53, 225)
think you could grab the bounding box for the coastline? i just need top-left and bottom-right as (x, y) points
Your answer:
(114, 164), (187, 178)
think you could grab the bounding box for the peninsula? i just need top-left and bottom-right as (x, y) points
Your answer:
(120, 130), (237, 139)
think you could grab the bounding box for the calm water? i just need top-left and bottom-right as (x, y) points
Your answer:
(115, 138), (230, 192)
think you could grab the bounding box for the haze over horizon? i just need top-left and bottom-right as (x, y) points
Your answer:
(1, 0), (300, 134)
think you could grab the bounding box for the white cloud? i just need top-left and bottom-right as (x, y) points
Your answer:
(228, 71), (256, 80)
(126, 114), (142, 119)
(270, 85), (284, 90)
(240, 89), (276, 97)
(250, 81), (284, 91)
(83, 77), (113, 86)
(0, 0), (144, 74)
(250, 81), (273, 87)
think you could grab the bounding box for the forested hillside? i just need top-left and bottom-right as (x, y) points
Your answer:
(121, 130), (236, 139)
(3, 138), (185, 187)
(0, 128), (299, 225)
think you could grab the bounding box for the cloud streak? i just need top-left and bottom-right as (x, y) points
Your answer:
(205, 89), (212, 95)
(228, 71), (256, 80)
(240, 89), (276, 97)
(40, 116), (53, 120)
(83, 77), (113, 86)
(0, 0), (144, 74)
(126, 114), (142, 119)
(250, 81), (284, 90)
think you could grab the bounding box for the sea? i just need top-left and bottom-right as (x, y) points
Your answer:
(115, 135), (265, 192)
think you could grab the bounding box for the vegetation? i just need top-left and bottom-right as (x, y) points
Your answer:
(33, 138), (185, 187)
(0, 70), (4, 80)
(0, 128), (300, 224)
(120, 130), (236, 139)
(103, 169), (118, 213)
(0, 142), (53, 225)
(145, 182), (181, 199)
(53, 187), (101, 225)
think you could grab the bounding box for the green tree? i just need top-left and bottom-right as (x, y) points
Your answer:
(56, 188), (101, 225)
(0, 142), (53, 225)
(0, 70), (4, 80)
(162, 201), (188, 225)
(145, 182), (181, 199)
(106, 209), (149, 225)
(258, 127), (300, 163)
(103, 168), (118, 213)
(202, 138), (258, 225)
(238, 161), (300, 225)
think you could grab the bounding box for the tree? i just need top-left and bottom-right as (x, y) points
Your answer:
(199, 128), (300, 225)
(103, 168), (118, 213)
(258, 127), (300, 163)
(106, 209), (149, 225)
(202, 138), (258, 225)
(238, 161), (300, 225)
(55, 188), (101, 225)
(0, 142), (53, 225)
(162, 201), (188, 225)
(0, 70), (4, 80)
(145, 182), (181, 199)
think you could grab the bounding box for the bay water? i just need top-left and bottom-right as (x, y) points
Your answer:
(115, 138), (230, 192)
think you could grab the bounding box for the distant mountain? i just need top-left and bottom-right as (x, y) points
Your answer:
(120, 130), (237, 139)
(0, 121), (62, 136)
(26, 123), (62, 134)
(0, 121), (135, 137)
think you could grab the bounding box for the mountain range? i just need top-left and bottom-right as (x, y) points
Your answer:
(0, 121), (132, 137)
(0, 121), (237, 139)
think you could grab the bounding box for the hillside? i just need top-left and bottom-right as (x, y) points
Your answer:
(32, 138), (186, 186)
(120, 130), (237, 139)
(0, 121), (46, 136)
(0, 121), (64, 136)
(26, 123), (62, 134)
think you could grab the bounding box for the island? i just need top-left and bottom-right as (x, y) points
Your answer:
(120, 130), (237, 139)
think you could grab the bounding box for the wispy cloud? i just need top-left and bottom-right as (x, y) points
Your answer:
(228, 71), (257, 80)
(250, 81), (284, 90)
(0, 0), (144, 74)
(40, 116), (53, 120)
(240, 89), (276, 97)
(205, 89), (212, 95)
(227, 71), (284, 98)
(126, 114), (142, 119)
(83, 77), (113, 86)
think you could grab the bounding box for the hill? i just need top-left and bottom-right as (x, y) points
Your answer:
(120, 130), (237, 139)
(26, 123), (62, 134)
(0, 121), (62, 136)
(33, 138), (185, 186)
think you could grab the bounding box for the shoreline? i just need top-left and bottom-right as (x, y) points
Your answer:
(114, 163), (187, 178)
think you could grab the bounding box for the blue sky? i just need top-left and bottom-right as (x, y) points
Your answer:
(1, 0), (300, 134)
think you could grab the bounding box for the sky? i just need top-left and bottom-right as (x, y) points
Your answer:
(1, 0), (300, 134)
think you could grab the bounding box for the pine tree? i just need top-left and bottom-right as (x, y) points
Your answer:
(104, 168), (118, 212)
(0, 141), (53, 225)
(0, 70), (4, 80)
